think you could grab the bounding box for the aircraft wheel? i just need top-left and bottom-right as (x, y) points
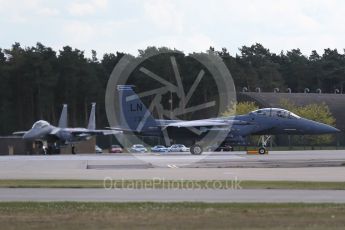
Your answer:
(258, 147), (266, 155)
(190, 145), (203, 155)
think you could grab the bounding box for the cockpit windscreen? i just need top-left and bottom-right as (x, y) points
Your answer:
(252, 108), (300, 119)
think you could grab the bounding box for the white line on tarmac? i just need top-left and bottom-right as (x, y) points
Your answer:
(167, 164), (179, 168)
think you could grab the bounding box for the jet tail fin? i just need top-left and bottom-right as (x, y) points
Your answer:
(87, 103), (96, 130)
(58, 104), (68, 128)
(117, 85), (156, 132)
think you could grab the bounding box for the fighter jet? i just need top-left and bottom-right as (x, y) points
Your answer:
(13, 103), (120, 154)
(112, 85), (340, 155)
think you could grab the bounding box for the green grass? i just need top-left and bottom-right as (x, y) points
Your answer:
(0, 202), (345, 230)
(1, 179), (345, 190)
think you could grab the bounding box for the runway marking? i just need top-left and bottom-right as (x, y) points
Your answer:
(148, 153), (161, 156)
(167, 164), (179, 168)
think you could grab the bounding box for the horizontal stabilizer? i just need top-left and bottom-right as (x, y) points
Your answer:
(12, 131), (27, 136)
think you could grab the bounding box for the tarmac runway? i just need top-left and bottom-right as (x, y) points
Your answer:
(1, 150), (345, 203)
(1, 188), (345, 203)
(1, 150), (345, 181)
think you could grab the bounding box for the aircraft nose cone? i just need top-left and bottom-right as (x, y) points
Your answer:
(316, 122), (340, 134)
(326, 125), (341, 133)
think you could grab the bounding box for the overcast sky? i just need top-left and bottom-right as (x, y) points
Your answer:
(1, 0), (345, 57)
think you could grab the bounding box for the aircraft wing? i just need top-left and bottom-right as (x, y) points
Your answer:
(69, 129), (122, 137)
(107, 120), (251, 132)
(162, 120), (228, 127)
(106, 127), (134, 132)
(160, 120), (250, 128)
(94, 130), (122, 135)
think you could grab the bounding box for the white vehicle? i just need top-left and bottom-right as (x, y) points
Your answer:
(168, 144), (190, 152)
(128, 144), (148, 153)
(151, 145), (169, 152)
(95, 145), (103, 153)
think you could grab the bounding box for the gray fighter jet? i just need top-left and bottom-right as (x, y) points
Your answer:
(112, 85), (340, 155)
(14, 103), (120, 154)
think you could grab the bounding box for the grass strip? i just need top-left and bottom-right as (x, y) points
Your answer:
(0, 202), (345, 230)
(0, 179), (345, 190)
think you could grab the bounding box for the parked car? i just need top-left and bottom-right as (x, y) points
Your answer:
(128, 144), (148, 153)
(110, 145), (123, 153)
(151, 145), (168, 153)
(168, 144), (190, 152)
(95, 145), (103, 153)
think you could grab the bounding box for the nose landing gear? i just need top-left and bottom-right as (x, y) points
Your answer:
(258, 147), (266, 155)
(258, 135), (271, 154)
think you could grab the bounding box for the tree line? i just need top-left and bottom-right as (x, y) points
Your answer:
(0, 42), (344, 135)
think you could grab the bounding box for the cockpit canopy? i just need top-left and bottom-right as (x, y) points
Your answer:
(251, 108), (300, 119)
(32, 120), (50, 129)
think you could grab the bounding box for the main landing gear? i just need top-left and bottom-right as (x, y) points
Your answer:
(190, 144), (203, 155)
(71, 145), (76, 155)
